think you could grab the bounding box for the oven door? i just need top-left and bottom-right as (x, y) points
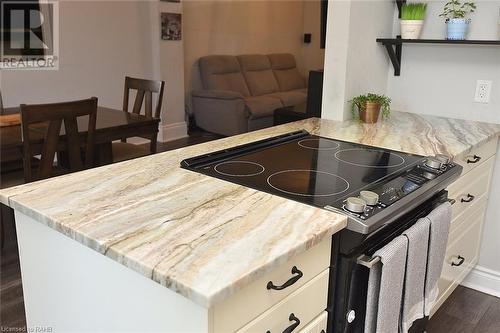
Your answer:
(329, 190), (449, 333)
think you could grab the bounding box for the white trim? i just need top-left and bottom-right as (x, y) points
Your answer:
(461, 265), (500, 298)
(159, 121), (188, 142)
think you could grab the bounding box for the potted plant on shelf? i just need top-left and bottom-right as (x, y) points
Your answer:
(349, 93), (391, 124)
(439, 0), (477, 40)
(400, 2), (428, 39)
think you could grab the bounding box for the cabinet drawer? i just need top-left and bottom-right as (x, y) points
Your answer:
(447, 156), (494, 220)
(212, 239), (331, 333)
(449, 195), (487, 242)
(237, 269), (329, 333)
(454, 138), (497, 175)
(437, 207), (484, 312)
(299, 311), (328, 333)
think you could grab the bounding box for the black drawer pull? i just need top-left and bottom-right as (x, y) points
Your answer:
(267, 266), (303, 290)
(451, 255), (465, 266)
(466, 155), (481, 164)
(461, 193), (475, 203)
(265, 313), (300, 333)
(283, 313), (301, 333)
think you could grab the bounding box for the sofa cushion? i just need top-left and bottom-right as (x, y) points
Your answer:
(237, 55), (280, 96)
(269, 89), (307, 107)
(268, 53), (306, 92)
(244, 95), (283, 120)
(199, 55), (251, 96)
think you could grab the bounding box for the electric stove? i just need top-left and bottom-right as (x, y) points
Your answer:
(181, 130), (462, 235)
(181, 130), (463, 332)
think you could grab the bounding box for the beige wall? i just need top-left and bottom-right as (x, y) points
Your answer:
(183, 0), (325, 112)
(1, 1), (156, 110)
(302, 0), (326, 74)
(1, 0), (187, 142)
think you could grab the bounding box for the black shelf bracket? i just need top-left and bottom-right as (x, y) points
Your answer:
(380, 37), (402, 76)
(376, 37), (500, 76)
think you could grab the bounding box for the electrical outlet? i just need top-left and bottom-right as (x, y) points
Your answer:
(474, 80), (492, 103)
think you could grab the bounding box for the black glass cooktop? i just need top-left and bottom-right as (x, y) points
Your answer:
(181, 131), (425, 209)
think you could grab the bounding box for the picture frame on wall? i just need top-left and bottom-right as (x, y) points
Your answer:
(161, 13), (181, 41)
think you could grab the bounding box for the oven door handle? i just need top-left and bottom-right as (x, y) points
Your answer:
(357, 254), (381, 268)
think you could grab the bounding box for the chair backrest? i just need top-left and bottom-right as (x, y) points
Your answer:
(122, 76), (165, 119)
(20, 97), (98, 182)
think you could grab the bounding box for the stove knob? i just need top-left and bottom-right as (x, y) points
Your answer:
(435, 154), (450, 165)
(360, 191), (379, 206)
(346, 197), (366, 214)
(422, 171), (436, 180)
(425, 157), (442, 169)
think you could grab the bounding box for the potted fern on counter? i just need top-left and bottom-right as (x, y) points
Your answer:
(400, 2), (428, 39)
(349, 93), (391, 124)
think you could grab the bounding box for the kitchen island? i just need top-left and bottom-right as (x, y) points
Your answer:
(1, 111), (499, 332)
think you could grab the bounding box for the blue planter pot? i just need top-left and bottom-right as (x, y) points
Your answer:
(446, 18), (470, 40)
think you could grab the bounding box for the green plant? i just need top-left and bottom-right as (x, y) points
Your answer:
(349, 93), (392, 119)
(439, 0), (476, 19)
(401, 2), (428, 20)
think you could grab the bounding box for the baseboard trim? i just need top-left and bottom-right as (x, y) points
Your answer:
(159, 121), (188, 142)
(461, 265), (500, 298)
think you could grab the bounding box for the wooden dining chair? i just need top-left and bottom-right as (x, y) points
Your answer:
(20, 97), (98, 182)
(0, 90), (4, 113)
(112, 76), (165, 162)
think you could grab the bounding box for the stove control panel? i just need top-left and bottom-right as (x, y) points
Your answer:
(335, 155), (457, 221)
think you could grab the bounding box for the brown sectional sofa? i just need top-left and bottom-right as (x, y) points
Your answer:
(192, 53), (307, 136)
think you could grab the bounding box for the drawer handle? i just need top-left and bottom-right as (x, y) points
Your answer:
(451, 255), (465, 266)
(266, 266), (303, 291)
(461, 194), (475, 203)
(466, 155), (481, 164)
(266, 313), (301, 333)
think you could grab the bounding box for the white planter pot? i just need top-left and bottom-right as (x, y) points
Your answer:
(400, 20), (424, 39)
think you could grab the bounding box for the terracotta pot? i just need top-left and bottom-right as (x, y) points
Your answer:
(359, 101), (381, 123)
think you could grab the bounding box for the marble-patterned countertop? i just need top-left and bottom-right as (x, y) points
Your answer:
(1, 111), (499, 308)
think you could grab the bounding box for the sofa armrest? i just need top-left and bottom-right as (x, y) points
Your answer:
(192, 90), (244, 100)
(192, 92), (248, 136)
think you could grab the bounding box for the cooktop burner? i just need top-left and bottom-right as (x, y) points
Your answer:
(298, 138), (340, 150)
(267, 170), (349, 197)
(181, 130), (462, 234)
(214, 161), (265, 177)
(334, 148), (405, 168)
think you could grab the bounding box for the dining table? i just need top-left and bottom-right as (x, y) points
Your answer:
(0, 106), (161, 172)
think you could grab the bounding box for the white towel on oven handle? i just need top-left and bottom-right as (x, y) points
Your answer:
(424, 202), (452, 316)
(364, 235), (408, 333)
(401, 217), (431, 332)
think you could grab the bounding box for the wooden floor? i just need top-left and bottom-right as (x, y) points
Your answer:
(427, 286), (500, 333)
(1, 131), (500, 331)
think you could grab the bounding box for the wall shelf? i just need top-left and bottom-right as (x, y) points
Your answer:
(377, 38), (500, 76)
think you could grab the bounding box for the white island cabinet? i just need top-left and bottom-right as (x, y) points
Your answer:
(16, 211), (334, 333)
(2, 111), (499, 332)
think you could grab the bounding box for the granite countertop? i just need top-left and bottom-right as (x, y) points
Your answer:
(1, 111), (499, 308)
